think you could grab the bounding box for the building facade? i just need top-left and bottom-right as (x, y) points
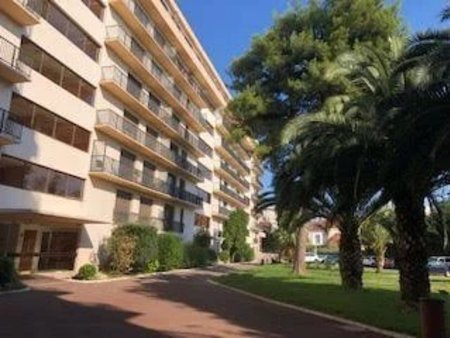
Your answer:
(0, 0), (262, 273)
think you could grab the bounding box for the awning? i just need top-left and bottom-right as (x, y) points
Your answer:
(0, 209), (107, 226)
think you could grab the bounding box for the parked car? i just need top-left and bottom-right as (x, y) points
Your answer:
(305, 252), (321, 263)
(363, 256), (376, 267)
(323, 254), (339, 265)
(383, 258), (396, 269)
(428, 256), (450, 275)
(317, 254), (328, 263)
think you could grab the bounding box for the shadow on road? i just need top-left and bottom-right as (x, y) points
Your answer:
(127, 269), (383, 338)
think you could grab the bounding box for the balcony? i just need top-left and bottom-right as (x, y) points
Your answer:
(216, 140), (250, 176)
(106, 2), (215, 110)
(113, 210), (163, 229)
(213, 184), (249, 208)
(0, 108), (23, 146)
(0, 0), (41, 26)
(95, 110), (206, 182)
(90, 154), (203, 208)
(100, 66), (211, 157)
(0, 36), (31, 83)
(213, 206), (232, 220)
(105, 25), (210, 135)
(216, 114), (234, 136)
(215, 161), (250, 191)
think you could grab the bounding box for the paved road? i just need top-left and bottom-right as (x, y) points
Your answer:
(0, 268), (386, 338)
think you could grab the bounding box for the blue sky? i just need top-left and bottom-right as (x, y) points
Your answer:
(177, 0), (448, 191)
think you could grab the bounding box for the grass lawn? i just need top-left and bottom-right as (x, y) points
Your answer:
(216, 264), (450, 337)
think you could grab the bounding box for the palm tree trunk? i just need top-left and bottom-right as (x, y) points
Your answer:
(393, 192), (430, 306)
(339, 220), (363, 289)
(375, 248), (386, 273)
(293, 226), (307, 275)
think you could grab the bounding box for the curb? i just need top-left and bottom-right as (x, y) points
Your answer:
(0, 287), (30, 296)
(65, 267), (209, 284)
(209, 280), (414, 338)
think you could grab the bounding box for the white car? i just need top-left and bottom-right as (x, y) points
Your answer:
(428, 256), (450, 275)
(305, 252), (321, 263)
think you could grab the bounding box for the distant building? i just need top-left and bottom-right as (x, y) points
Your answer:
(305, 218), (340, 248)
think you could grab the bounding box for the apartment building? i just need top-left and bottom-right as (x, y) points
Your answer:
(0, 0), (262, 273)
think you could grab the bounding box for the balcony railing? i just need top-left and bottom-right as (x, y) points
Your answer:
(163, 219), (184, 233)
(115, 1), (211, 107)
(101, 66), (211, 156)
(96, 110), (204, 179)
(0, 108), (23, 142)
(19, 0), (44, 14)
(113, 210), (162, 227)
(219, 206), (231, 217)
(198, 162), (212, 180)
(220, 162), (250, 189)
(0, 35), (30, 78)
(220, 184), (249, 206)
(90, 154), (203, 206)
(105, 25), (211, 133)
(222, 141), (250, 174)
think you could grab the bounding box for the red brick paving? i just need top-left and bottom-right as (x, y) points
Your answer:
(0, 268), (388, 338)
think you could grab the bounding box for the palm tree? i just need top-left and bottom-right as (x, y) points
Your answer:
(361, 209), (394, 273)
(333, 32), (450, 304)
(277, 108), (389, 289)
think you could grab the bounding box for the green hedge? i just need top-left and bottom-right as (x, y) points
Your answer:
(158, 233), (184, 271)
(75, 264), (97, 280)
(0, 257), (17, 288)
(184, 243), (217, 267)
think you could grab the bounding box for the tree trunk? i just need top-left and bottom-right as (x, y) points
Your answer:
(375, 248), (386, 273)
(339, 220), (363, 289)
(293, 226), (307, 275)
(393, 192), (430, 306)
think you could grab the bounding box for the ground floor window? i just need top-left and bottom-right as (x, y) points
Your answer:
(38, 231), (79, 270)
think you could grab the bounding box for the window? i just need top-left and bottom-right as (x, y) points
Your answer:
(62, 68), (81, 97)
(54, 118), (74, 145)
(82, 0), (105, 20)
(114, 190), (132, 222)
(197, 188), (211, 203)
(9, 94), (90, 152)
(195, 213), (210, 229)
(0, 156), (26, 189)
(139, 197), (153, 220)
(115, 190), (132, 212)
(41, 54), (63, 84)
(146, 125), (158, 138)
(47, 171), (68, 196)
(42, 0), (100, 60)
(0, 155), (84, 199)
(19, 38), (96, 105)
(33, 105), (55, 137)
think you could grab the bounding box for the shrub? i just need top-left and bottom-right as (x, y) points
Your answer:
(184, 243), (217, 268)
(108, 231), (136, 273)
(146, 259), (159, 273)
(0, 257), (17, 288)
(235, 243), (255, 262)
(158, 233), (184, 271)
(193, 230), (212, 248)
(218, 250), (230, 263)
(107, 224), (158, 274)
(128, 225), (158, 273)
(75, 264), (97, 280)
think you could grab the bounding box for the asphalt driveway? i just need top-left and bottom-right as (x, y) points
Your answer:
(0, 268), (387, 338)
